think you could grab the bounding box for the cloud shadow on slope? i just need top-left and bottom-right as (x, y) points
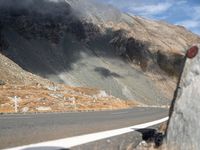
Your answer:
(94, 67), (122, 78)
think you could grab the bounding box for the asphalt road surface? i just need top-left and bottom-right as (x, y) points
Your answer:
(0, 107), (168, 149)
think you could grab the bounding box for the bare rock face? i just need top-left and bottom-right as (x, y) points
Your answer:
(157, 51), (184, 76)
(167, 45), (200, 150)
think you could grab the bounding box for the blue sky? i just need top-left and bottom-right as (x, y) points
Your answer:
(96, 0), (200, 36)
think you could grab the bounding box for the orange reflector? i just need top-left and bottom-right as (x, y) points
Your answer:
(186, 46), (198, 59)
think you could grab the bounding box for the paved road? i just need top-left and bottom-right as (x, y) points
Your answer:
(0, 107), (168, 149)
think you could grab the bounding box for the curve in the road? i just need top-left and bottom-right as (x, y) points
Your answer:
(6, 117), (168, 150)
(0, 107), (168, 149)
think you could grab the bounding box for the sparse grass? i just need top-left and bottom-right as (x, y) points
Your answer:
(0, 84), (138, 113)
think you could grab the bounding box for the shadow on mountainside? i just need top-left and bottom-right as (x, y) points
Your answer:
(0, 0), (151, 77)
(94, 67), (123, 78)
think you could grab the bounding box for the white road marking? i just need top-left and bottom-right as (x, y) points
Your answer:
(111, 111), (129, 115)
(5, 117), (169, 150)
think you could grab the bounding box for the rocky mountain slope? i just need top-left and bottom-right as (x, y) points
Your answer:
(0, 0), (200, 106)
(0, 53), (136, 113)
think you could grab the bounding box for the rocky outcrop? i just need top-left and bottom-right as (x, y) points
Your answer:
(0, 0), (71, 43)
(105, 17), (200, 76)
(167, 45), (200, 149)
(0, 80), (5, 85)
(109, 31), (149, 71)
(157, 51), (184, 76)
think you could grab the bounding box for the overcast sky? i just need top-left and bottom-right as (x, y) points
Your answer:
(96, 0), (200, 36)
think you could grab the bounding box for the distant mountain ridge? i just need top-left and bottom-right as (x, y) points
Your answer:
(0, 0), (199, 105)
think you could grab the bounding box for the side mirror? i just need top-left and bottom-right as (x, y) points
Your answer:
(186, 46), (198, 59)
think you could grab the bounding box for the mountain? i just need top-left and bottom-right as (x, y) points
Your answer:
(0, 0), (200, 105)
